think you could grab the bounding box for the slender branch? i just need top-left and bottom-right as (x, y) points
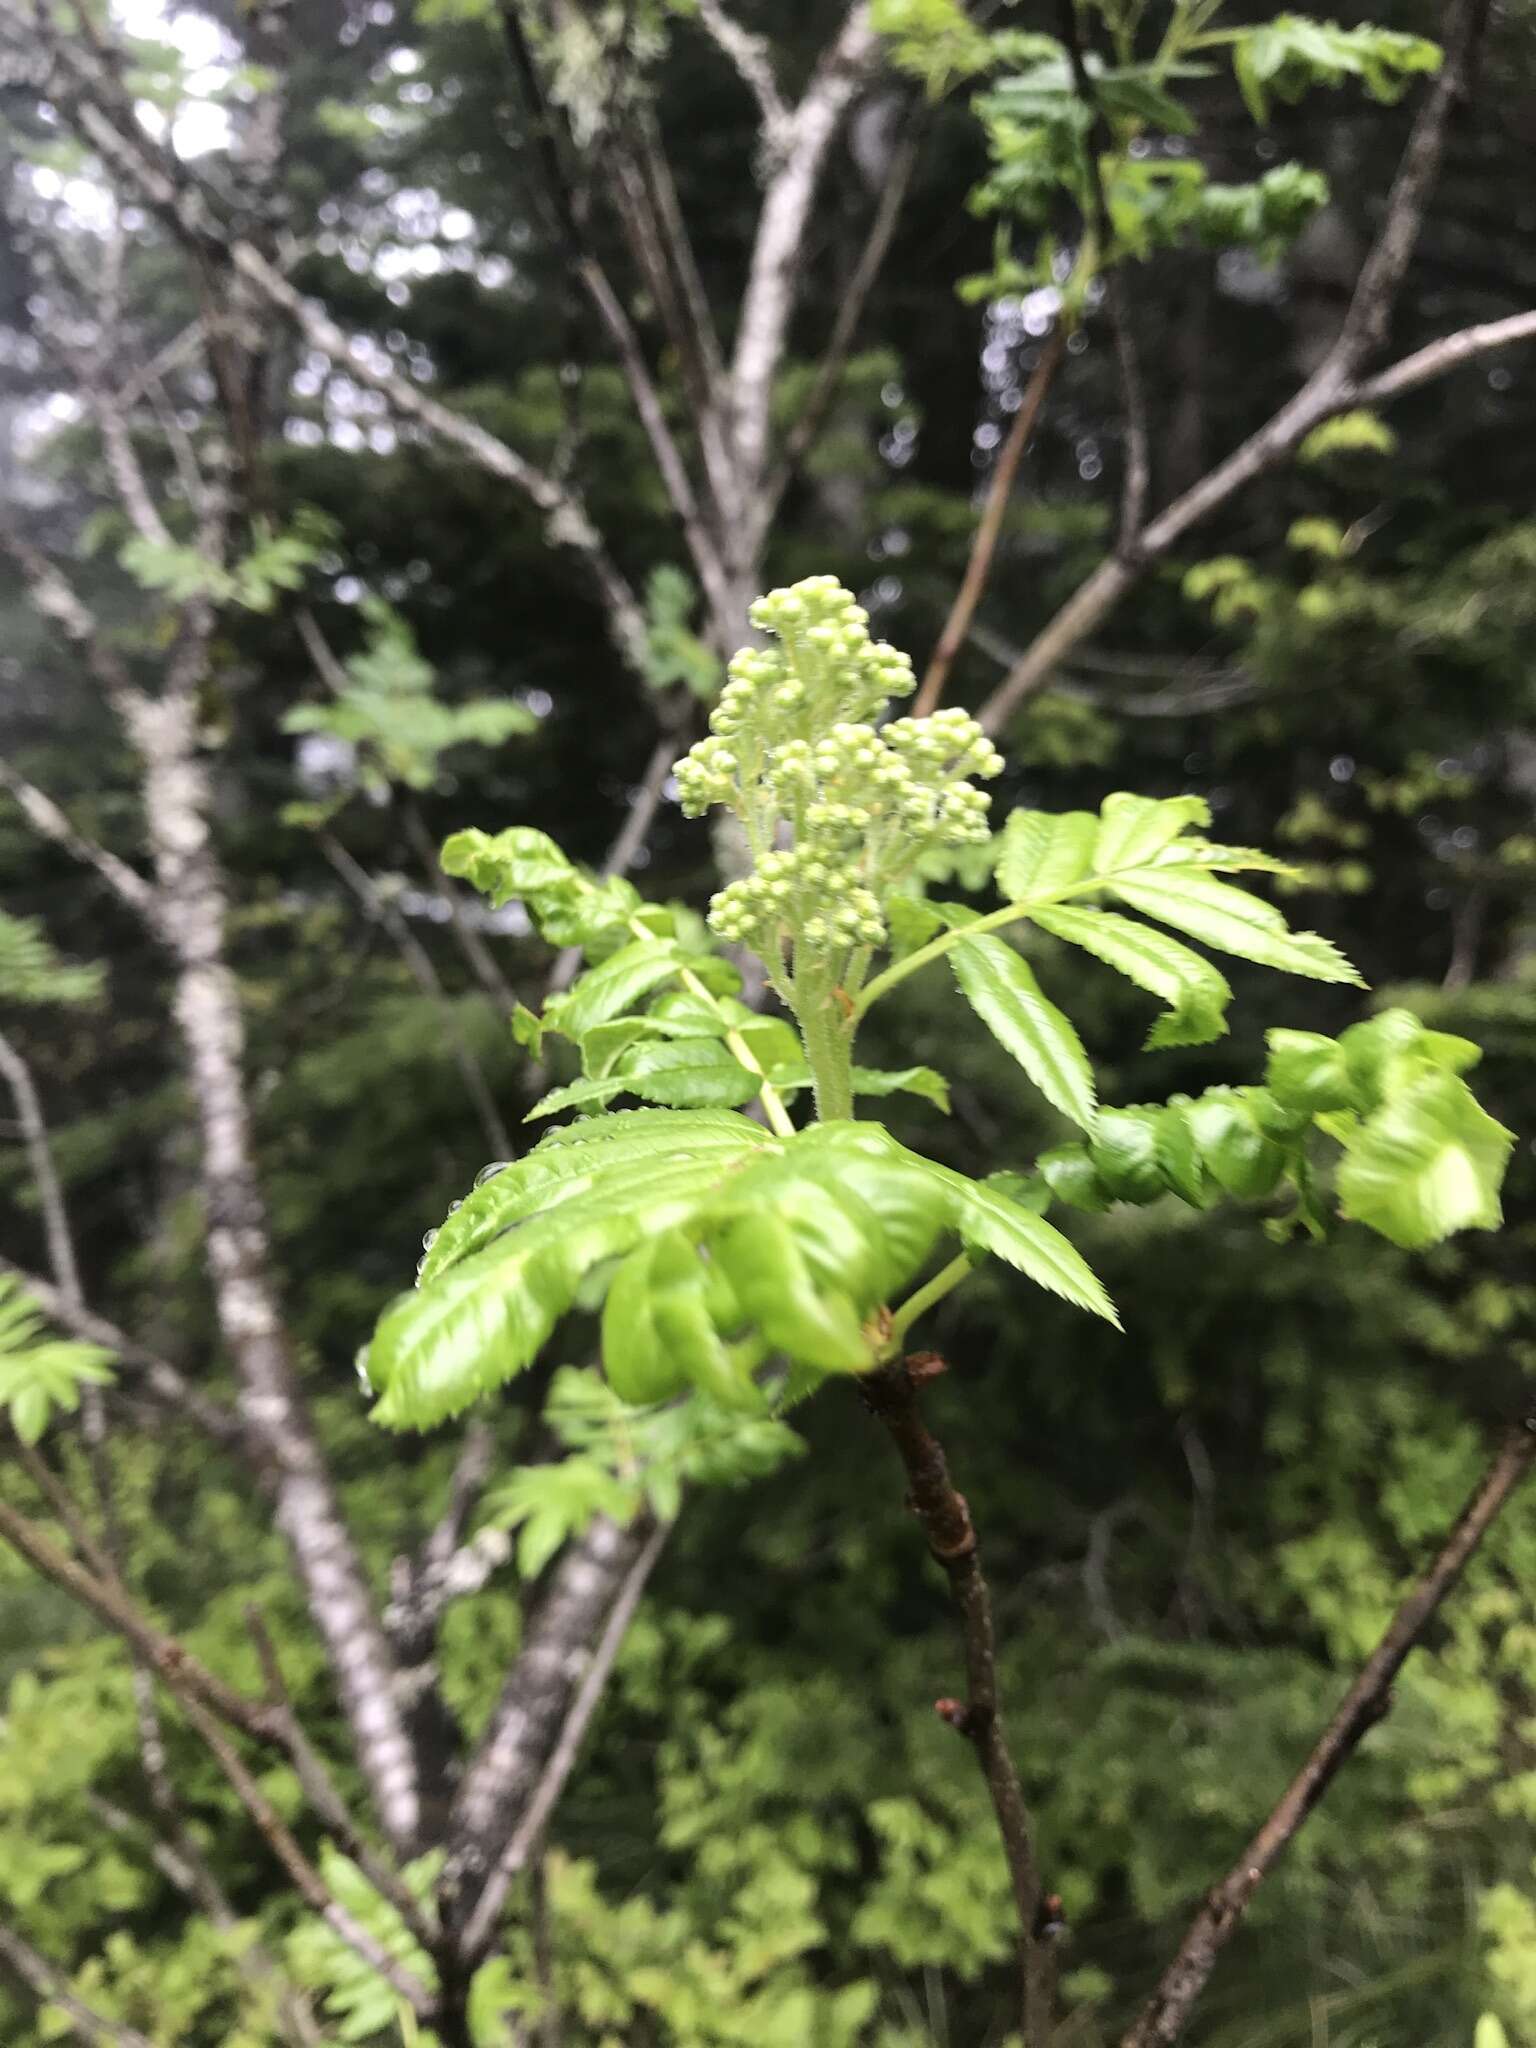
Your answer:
(606, 140), (732, 522)
(0, 1028), (85, 1308)
(627, 113), (739, 523)
(0, 1259), (247, 1451)
(913, 327), (1066, 718)
(14, 13), (649, 672)
(730, 3), (881, 532)
(1122, 1411), (1536, 2048)
(0, 759), (158, 925)
(860, 1356), (1054, 2045)
(0, 1917), (156, 2048)
(693, 0), (790, 139)
(228, 244), (649, 669)
(0, 1493), (425, 1950)
(1109, 277), (1150, 549)
(14, 1438), (116, 1580)
(493, 2), (732, 621)
(1327, 0), (1490, 370)
(85, 1793), (324, 2048)
(1355, 306), (1536, 405)
(244, 1608), (441, 1955)
(0, 1496), (287, 1744)
(632, 108), (730, 399)
(402, 804), (518, 1012)
(173, 1688), (435, 2018)
(546, 701), (695, 998)
(458, 1517), (671, 1963)
(763, 121), (922, 522)
(320, 834), (513, 1158)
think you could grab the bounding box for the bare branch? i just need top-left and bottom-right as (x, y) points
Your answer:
(174, 1687), (436, 2019)
(1355, 306), (1536, 406)
(694, 0), (790, 140)
(0, 1495), (287, 1745)
(1110, 278), (1151, 550)
(244, 1608), (441, 1955)
(441, 1513), (654, 1944)
(227, 244), (648, 668)
(0, 1258), (246, 1451)
(401, 804), (518, 1013)
(0, 1028), (85, 1308)
(1327, 0), (1490, 372)
(459, 1517), (671, 1962)
(0, 518), (141, 717)
(860, 1357), (1055, 2044)
(492, 3), (732, 619)
(731, 4), (881, 538)
(913, 327), (1065, 718)
(320, 834), (513, 1158)
(0, 1917), (156, 2048)
(0, 759), (158, 925)
(16, 11), (649, 672)
(86, 1793), (324, 2048)
(1123, 1412), (1536, 2048)
(974, 294), (1536, 733)
(14, 1438), (116, 1580)
(763, 120), (921, 521)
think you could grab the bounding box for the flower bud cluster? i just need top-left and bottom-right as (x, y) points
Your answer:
(674, 576), (1003, 964)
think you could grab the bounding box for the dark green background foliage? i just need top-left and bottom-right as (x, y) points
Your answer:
(2, 0), (1535, 2042)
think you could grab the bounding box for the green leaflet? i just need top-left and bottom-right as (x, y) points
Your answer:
(1031, 903), (1232, 1048)
(545, 938), (687, 1043)
(369, 1160), (722, 1426)
(1182, 1089), (1288, 1200)
(529, 1038), (762, 1119)
(1112, 868), (1363, 985)
(1089, 1107), (1165, 1203)
(646, 1232), (769, 1412)
(1091, 792), (1212, 875)
(1265, 1026), (1359, 1113)
(601, 1236), (692, 1406)
(767, 1063), (953, 1112)
(0, 1277), (116, 1446)
(441, 825), (576, 904)
(995, 807), (1099, 900)
(908, 1157), (1119, 1326)
(418, 1110), (769, 1285)
(1335, 1066), (1513, 1249)
(950, 932), (1096, 1129)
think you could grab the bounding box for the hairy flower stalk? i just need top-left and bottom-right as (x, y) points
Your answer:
(676, 574), (1002, 1119)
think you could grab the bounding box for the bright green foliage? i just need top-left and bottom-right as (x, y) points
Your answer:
(1038, 1009), (1511, 1251)
(0, 912), (103, 1009)
(1228, 15), (1441, 122)
(640, 566), (720, 699)
(370, 579), (1508, 1452)
(287, 1849), (442, 2043)
(877, 3), (1434, 305)
(120, 509), (334, 614)
(0, 1276), (115, 1445)
(283, 596), (535, 800)
(364, 1112), (1112, 1427)
(483, 1365), (802, 1573)
(1299, 408), (1399, 463)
